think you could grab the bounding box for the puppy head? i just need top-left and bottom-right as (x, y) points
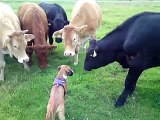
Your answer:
(58, 65), (74, 76)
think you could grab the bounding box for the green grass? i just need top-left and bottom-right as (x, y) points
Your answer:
(1, 1), (160, 120)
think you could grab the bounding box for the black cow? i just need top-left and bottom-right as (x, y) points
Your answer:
(39, 2), (69, 44)
(84, 12), (160, 107)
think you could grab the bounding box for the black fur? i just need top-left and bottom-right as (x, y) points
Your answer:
(84, 12), (160, 107)
(39, 2), (69, 44)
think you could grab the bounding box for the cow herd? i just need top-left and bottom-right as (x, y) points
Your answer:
(1, 0), (160, 119)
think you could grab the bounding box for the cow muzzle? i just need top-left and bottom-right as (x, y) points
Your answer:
(40, 64), (48, 69)
(18, 56), (29, 63)
(64, 50), (75, 56)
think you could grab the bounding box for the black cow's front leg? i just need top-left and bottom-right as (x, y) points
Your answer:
(48, 32), (54, 45)
(115, 67), (143, 108)
(26, 48), (33, 67)
(115, 54), (147, 107)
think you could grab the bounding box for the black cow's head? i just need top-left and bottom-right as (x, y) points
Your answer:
(48, 18), (69, 43)
(84, 39), (117, 71)
(48, 18), (69, 31)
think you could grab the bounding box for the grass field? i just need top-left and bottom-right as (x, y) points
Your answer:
(0, 1), (160, 120)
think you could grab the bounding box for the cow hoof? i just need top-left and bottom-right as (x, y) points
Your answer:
(0, 76), (4, 81)
(74, 62), (78, 66)
(115, 98), (126, 108)
(0, 78), (4, 81)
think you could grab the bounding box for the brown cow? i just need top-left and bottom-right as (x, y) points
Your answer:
(53, 0), (102, 65)
(18, 3), (56, 68)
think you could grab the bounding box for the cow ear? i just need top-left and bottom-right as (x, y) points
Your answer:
(20, 30), (29, 35)
(3, 36), (11, 47)
(65, 20), (70, 25)
(89, 39), (96, 46)
(24, 34), (35, 42)
(76, 25), (88, 33)
(53, 29), (63, 38)
(95, 46), (100, 52)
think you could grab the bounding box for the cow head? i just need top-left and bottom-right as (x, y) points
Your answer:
(3, 30), (35, 63)
(27, 45), (56, 68)
(84, 39), (117, 71)
(53, 25), (87, 56)
(48, 19), (69, 43)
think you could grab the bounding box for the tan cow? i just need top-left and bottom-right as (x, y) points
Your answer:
(53, 0), (102, 65)
(0, 2), (34, 81)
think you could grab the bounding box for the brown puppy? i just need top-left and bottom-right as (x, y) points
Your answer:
(46, 65), (73, 120)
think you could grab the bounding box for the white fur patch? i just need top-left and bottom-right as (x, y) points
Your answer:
(93, 50), (97, 57)
(63, 74), (67, 79)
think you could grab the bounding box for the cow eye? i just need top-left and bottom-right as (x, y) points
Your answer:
(73, 38), (76, 42)
(14, 45), (18, 49)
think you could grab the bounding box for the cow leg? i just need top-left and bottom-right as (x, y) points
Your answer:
(26, 47), (33, 67)
(74, 46), (79, 65)
(49, 31), (54, 45)
(115, 54), (151, 107)
(115, 67), (143, 108)
(0, 51), (5, 81)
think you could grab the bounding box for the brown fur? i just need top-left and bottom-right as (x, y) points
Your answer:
(46, 65), (73, 120)
(18, 3), (56, 68)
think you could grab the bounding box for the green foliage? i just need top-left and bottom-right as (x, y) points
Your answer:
(0, 1), (160, 120)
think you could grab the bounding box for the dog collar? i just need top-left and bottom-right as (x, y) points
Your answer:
(54, 78), (66, 84)
(53, 78), (67, 95)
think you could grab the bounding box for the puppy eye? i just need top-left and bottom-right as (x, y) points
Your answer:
(90, 54), (93, 57)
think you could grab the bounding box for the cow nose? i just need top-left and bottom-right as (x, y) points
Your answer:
(64, 52), (72, 56)
(64, 51), (75, 56)
(23, 57), (29, 62)
(18, 56), (29, 63)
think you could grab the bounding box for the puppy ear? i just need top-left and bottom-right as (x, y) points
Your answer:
(66, 69), (74, 76)
(57, 66), (62, 71)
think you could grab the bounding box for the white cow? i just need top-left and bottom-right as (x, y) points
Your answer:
(54, 0), (102, 65)
(0, 2), (35, 81)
